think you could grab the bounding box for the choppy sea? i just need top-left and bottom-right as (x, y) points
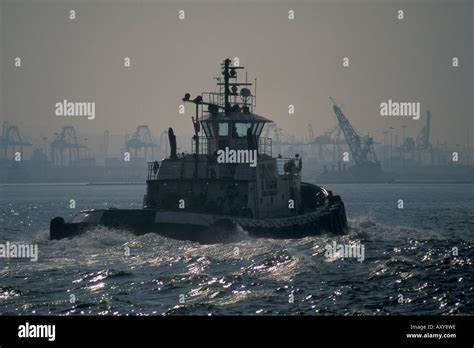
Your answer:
(0, 183), (472, 315)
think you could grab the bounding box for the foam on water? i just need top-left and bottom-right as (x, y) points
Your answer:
(349, 217), (447, 242)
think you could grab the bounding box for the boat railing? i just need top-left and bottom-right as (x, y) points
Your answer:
(276, 157), (302, 176)
(190, 136), (271, 156)
(147, 155), (297, 180)
(201, 92), (256, 114)
(202, 92), (225, 110)
(191, 136), (209, 155)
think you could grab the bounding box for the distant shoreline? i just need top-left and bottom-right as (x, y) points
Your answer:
(0, 181), (473, 187)
(0, 182), (145, 187)
(311, 180), (474, 185)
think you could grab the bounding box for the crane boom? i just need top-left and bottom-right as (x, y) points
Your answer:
(330, 97), (378, 166)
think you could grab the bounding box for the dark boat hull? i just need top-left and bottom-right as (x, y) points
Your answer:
(49, 197), (348, 243)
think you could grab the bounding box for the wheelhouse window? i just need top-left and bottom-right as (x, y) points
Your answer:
(218, 122), (229, 136)
(233, 122), (253, 137)
(254, 122), (264, 137)
(201, 121), (215, 138)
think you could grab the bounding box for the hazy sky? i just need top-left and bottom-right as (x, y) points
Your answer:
(1, 0), (473, 150)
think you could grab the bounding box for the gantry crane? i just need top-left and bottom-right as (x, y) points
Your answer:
(125, 125), (157, 161)
(50, 126), (87, 166)
(0, 122), (32, 159)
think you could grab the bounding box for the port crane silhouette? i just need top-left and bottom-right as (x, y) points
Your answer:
(51, 126), (87, 166)
(328, 97), (386, 181)
(126, 125), (157, 161)
(0, 122), (32, 159)
(330, 97), (379, 166)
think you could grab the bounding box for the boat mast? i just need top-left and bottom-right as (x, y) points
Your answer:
(223, 58), (231, 115)
(218, 58), (248, 115)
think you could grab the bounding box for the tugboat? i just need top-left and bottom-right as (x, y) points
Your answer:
(50, 59), (348, 243)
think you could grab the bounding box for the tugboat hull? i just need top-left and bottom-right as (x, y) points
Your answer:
(50, 197), (347, 243)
